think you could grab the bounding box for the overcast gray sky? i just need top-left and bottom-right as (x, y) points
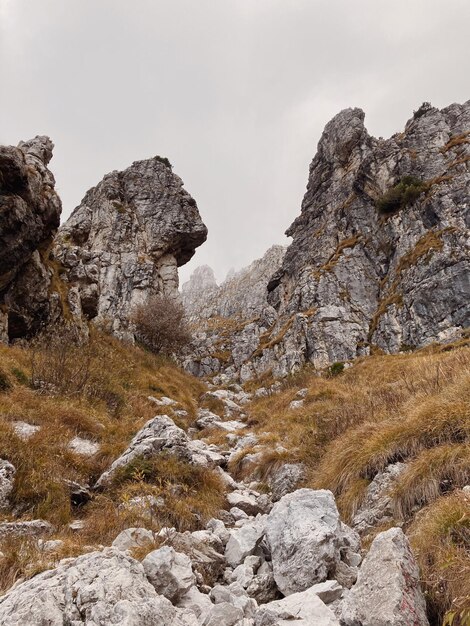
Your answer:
(1, 0), (469, 284)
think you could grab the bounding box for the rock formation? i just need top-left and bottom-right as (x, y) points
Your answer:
(54, 155), (207, 338)
(182, 245), (286, 378)
(0, 136), (62, 341)
(0, 141), (207, 342)
(185, 101), (470, 381)
(182, 245), (286, 322)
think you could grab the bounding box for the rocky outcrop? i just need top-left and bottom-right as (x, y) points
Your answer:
(184, 101), (470, 381)
(54, 155), (207, 338)
(95, 414), (226, 488)
(0, 136), (62, 341)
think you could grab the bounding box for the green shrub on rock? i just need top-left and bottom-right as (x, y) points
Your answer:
(376, 175), (427, 215)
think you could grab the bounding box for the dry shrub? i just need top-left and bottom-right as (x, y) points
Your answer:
(132, 295), (192, 357)
(409, 490), (470, 624)
(30, 323), (93, 396)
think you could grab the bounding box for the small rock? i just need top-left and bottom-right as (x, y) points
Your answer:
(68, 436), (100, 456)
(227, 492), (263, 516)
(0, 459), (16, 510)
(112, 527), (155, 552)
(11, 421), (40, 440)
(0, 519), (53, 539)
(148, 395), (178, 407)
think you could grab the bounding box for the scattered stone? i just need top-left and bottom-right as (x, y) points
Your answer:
(0, 519), (53, 539)
(0, 459), (16, 509)
(37, 539), (64, 553)
(112, 527), (155, 552)
(0, 547), (194, 625)
(340, 527), (430, 626)
(68, 436), (100, 456)
(288, 399), (304, 410)
(11, 421), (40, 440)
(149, 396), (178, 407)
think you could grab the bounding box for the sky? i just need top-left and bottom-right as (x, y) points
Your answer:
(1, 0), (469, 285)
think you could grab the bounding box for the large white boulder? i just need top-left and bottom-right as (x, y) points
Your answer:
(265, 489), (344, 595)
(254, 585), (340, 625)
(340, 527), (430, 626)
(225, 516), (267, 568)
(0, 547), (196, 625)
(143, 545), (196, 602)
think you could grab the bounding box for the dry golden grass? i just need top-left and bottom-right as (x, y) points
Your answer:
(242, 343), (470, 621)
(245, 344), (470, 511)
(409, 490), (470, 624)
(391, 443), (470, 520)
(0, 329), (225, 591)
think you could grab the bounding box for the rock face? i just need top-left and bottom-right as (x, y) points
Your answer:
(54, 155), (207, 338)
(182, 245), (286, 322)
(184, 101), (470, 381)
(0, 136), (62, 341)
(340, 527), (429, 626)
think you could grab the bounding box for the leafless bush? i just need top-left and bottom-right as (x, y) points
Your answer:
(131, 295), (192, 357)
(30, 323), (93, 396)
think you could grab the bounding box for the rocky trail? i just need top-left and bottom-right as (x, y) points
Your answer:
(0, 382), (431, 625)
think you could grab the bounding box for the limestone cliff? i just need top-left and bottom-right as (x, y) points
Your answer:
(182, 246), (286, 379)
(0, 136), (62, 340)
(53, 155), (207, 338)
(185, 101), (470, 381)
(182, 245), (286, 321)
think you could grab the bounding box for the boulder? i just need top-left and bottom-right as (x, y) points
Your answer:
(340, 527), (429, 626)
(225, 517), (267, 568)
(265, 489), (345, 595)
(54, 153), (207, 339)
(0, 547), (196, 625)
(95, 415), (206, 488)
(267, 463), (305, 501)
(254, 585), (340, 625)
(143, 545), (196, 602)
